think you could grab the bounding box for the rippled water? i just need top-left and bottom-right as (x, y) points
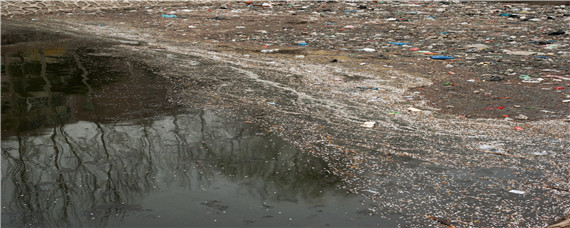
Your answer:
(1, 26), (398, 227)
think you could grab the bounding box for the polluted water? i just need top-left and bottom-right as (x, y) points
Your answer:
(0, 26), (400, 227)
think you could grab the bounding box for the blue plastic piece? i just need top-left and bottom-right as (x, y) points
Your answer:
(357, 87), (379, 90)
(298, 43), (308, 46)
(161, 14), (178, 18)
(389, 42), (410, 46)
(431, 56), (455, 60)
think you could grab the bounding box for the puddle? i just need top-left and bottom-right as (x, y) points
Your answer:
(1, 26), (399, 227)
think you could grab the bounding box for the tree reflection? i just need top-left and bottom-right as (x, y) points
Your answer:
(2, 110), (336, 227)
(1, 28), (336, 227)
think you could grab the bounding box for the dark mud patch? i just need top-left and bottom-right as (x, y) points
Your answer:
(415, 78), (569, 120)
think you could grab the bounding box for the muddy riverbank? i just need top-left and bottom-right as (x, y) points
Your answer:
(2, 1), (569, 227)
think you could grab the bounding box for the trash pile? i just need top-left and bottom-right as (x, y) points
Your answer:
(111, 0), (569, 120)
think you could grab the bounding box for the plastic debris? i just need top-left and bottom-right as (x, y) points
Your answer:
(357, 87), (378, 90)
(522, 78), (544, 83)
(161, 14), (177, 18)
(389, 42), (410, 46)
(261, 49), (279, 53)
(360, 48), (376, 52)
(518, 75), (532, 80)
(361, 122), (375, 128)
(509, 190), (525, 194)
(547, 30), (565, 35)
(532, 151), (549, 156)
(407, 107), (422, 112)
(431, 56), (454, 60)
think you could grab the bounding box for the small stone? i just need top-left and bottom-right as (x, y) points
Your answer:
(515, 114), (529, 120)
(473, 90), (480, 94)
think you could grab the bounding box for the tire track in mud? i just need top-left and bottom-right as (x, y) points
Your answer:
(6, 19), (568, 227)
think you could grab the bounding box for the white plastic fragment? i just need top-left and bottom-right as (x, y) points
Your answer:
(509, 190), (525, 194)
(364, 189), (379, 194)
(361, 122), (375, 128)
(261, 49), (279, 53)
(532, 151), (549, 156)
(522, 78), (544, 83)
(407, 107), (422, 112)
(503, 50), (536, 56)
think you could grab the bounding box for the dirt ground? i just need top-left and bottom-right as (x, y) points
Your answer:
(2, 1), (569, 227)
(2, 1), (569, 120)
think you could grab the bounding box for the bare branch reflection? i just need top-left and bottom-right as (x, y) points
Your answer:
(2, 27), (336, 227)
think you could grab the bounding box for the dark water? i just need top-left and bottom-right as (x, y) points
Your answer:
(1, 26), (397, 227)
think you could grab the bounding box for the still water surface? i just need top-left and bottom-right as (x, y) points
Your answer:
(1, 27), (397, 227)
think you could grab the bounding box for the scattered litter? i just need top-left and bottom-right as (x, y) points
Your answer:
(518, 75), (532, 80)
(361, 122), (376, 128)
(503, 50), (536, 56)
(161, 14), (178, 18)
(389, 42), (410, 46)
(431, 56), (454, 60)
(364, 189), (379, 194)
(360, 48), (376, 52)
(522, 78), (544, 83)
(357, 87), (378, 90)
(532, 151), (549, 156)
(509, 190), (525, 194)
(261, 49), (279, 53)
